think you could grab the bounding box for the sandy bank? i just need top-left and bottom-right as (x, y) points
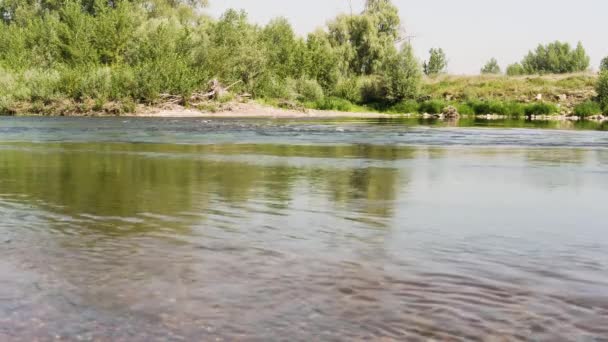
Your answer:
(135, 102), (395, 118)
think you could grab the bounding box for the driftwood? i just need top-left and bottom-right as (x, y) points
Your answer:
(161, 79), (243, 106)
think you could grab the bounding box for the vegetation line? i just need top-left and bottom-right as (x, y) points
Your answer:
(0, 0), (607, 118)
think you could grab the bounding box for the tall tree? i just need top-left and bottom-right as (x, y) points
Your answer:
(481, 58), (501, 74)
(327, 0), (402, 75)
(600, 57), (608, 72)
(423, 48), (447, 76)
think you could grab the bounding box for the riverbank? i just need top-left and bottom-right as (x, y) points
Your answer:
(137, 102), (608, 122)
(3, 73), (604, 120)
(6, 101), (607, 122)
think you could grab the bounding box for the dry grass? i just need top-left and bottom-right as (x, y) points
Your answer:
(422, 73), (598, 105)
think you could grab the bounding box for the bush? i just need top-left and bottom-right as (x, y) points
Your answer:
(254, 76), (298, 101)
(503, 102), (525, 117)
(524, 102), (559, 115)
(456, 103), (474, 115)
(359, 76), (387, 104)
(468, 100), (506, 115)
(506, 63), (525, 76)
(313, 97), (354, 111)
(597, 71), (608, 112)
(573, 101), (601, 117)
(296, 79), (324, 102)
(333, 77), (364, 103)
(23, 69), (62, 103)
(419, 99), (446, 114)
(389, 100), (419, 114)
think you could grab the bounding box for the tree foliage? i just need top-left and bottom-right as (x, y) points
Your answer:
(506, 63), (525, 76)
(597, 71), (608, 113)
(600, 57), (608, 72)
(423, 48), (447, 76)
(520, 41), (590, 74)
(481, 58), (501, 74)
(0, 0), (422, 112)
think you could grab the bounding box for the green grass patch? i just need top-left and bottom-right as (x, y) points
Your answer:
(524, 102), (559, 116)
(573, 101), (602, 117)
(388, 100), (419, 114)
(419, 99), (446, 114)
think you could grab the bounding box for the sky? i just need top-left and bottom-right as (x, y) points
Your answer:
(206, 0), (608, 75)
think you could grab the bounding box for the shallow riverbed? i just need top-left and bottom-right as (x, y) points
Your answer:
(1, 117), (607, 341)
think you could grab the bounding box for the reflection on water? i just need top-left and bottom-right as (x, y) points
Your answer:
(1, 119), (608, 340)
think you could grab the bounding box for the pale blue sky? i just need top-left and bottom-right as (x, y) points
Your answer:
(206, 0), (607, 74)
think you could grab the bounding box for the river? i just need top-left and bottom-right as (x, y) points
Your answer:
(1, 117), (607, 341)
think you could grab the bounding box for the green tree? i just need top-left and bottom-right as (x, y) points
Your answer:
(380, 43), (421, 102)
(207, 9), (266, 88)
(327, 0), (401, 75)
(521, 41), (590, 74)
(600, 57), (608, 72)
(305, 30), (343, 90)
(597, 71), (608, 113)
(423, 48), (447, 76)
(506, 63), (525, 76)
(481, 58), (501, 74)
(260, 18), (306, 80)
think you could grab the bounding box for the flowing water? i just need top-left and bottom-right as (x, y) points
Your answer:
(1, 117), (607, 341)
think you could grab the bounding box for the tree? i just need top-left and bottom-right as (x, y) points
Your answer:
(506, 63), (525, 76)
(381, 43), (421, 102)
(326, 0), (401, 75)
(600, 57), (608, 72)
(521, 41), (590, 74)
(260, 18), (306, 80)
(305, 30), (343, 90)
(598, 71), (608, 113)
(207, 9), (266, 88)
(481, 58), (501, 74)
(423, 48), (447, 76)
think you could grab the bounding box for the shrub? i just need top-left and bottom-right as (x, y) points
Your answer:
(597, 71), (608, 112)
(506, 63), (525, 76)
(296, 79), (324, 102)
(23, 69), (62, 103)
(503, 102), (525, 117)
(313, 97), (354, 111)
(456, 103), (474, 115)
(333, 77), (364, 104)
(468, 100), (506, 115)
(254, 76), (298, 101)
(573, 101), (601, 117)
(524, 102), (559, 116)
(419, 99), (446, 114)
(359, 76), (387, 104)
(389, 100), (419, 114)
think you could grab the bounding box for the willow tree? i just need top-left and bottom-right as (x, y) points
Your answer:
(327, 0), (402, 75)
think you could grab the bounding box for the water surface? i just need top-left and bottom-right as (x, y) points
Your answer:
(1, 117), (607, 341)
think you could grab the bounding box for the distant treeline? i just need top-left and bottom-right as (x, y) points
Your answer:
(0, 0), (606, 115)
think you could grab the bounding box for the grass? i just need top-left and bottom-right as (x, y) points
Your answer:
(422, 73), (597, 102)
(524, 102), (559, 115)
(418, 99), (446, 114)
(573, 101), (602, 117)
